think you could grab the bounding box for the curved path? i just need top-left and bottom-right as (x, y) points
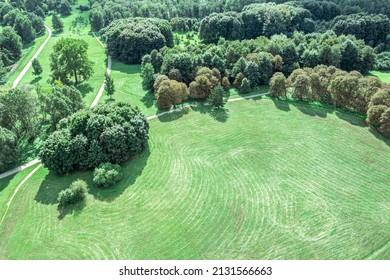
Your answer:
(12, 25), (52, 88)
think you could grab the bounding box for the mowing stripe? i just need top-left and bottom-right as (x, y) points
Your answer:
(0, 164), (42, 227)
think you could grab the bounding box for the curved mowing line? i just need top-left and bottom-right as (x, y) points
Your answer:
(0, 164), (42, 227)
(12, 25), (52, 88)
(0, 92), (268, 179)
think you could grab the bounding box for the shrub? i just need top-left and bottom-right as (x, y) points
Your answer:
(58, 180), (88, 207)
(93, 162), (123, 188)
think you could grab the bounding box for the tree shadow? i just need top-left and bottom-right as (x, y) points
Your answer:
(141, 91), (155, 108)
(35, 171), (92, 205)
(335, 111), (366, 127)
(209, 107), (229, 123)
(76, 82), (93, 97)
(104, 97), (115, 104)
(368, 127), (390, 148)
(30, 76), (42, 84)
(57, 199), (86, 220)
(271, 98), (291, 112)
(0, 173), (17, 193)
(111, 61), (141, 75)
(291, 102), (328, 118)
(157, 107), (191, 122)
(88, 147), (151, 202)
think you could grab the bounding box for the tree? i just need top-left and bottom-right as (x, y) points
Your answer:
(156, 79), (189, 109)
(269, 72), (287, 98)
(292, 73), (310, 100)
(52, 13), (64, 32)
(59, 0), (72, 16)
(244, 61), (260, 87)
(104, 73), (115, 99)
(14, 14), (35, 43)
(32, 58), (42, 76)
(0, 127), (18, 169)
(240, 78), (251, 94)
(38, 84), (84, 130)
(221, 76), (230, 90)
(58, 180), (88, 207)
(141, 63), (155, 91)
(93, 162), (123, 188)
(340, 40), (359, 72)
(50, 38), (94, 84)
(89, 9), (104, 31)
(0, 27), (22, 62)
(208, 85), (225, 109)
(0, 86), (39, 140)
(379, 108), (390, 137)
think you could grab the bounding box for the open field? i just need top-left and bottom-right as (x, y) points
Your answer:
(17, 1), (106, 107)
(1, 98), (389, 259)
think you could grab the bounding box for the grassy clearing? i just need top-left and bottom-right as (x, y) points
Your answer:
(370, 70), (390, 83)
(1, 98), (389, 259)
(104, 59), (268, 116)
(17, 2), (106, 107)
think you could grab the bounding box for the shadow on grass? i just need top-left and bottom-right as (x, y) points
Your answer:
(291, 103), (328, 118)
(111, 61), (141, 75)
(368, 127), (390, 148)
(192, 105), (229, 123)
(104, 97), (115, 104)
(141, 91), (155, 108)
(335, 111), (366, 127)
(271, 99), (290, 112)
(57, 199), (86, 220)
(0, 173), (17, 193)
(30, 76), (42, 84)
(88, 147), (151, 202)
(76, 82), (94, 97)
(157, 107), (190, 122)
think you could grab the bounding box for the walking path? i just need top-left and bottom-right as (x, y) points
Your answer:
(90, 56), (112, 108)
(12, 25), (52, 88)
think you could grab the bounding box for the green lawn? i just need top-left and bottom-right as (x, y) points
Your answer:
(1, 98), (389, 259)
(17, 1), (106, 107)
(370, 70), (390, 83)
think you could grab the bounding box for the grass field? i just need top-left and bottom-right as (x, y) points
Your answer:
(17, 1), (106, 107)
(1, 98), (389, 259)
(370, 70), (390, 83)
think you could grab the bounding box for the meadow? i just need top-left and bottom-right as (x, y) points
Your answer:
(1, 98), (389, 259)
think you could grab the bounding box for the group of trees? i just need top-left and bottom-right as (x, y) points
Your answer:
(39, 103), (149, 175)
(101, 18), (173, 64)
(269, 65), (390, 133)
(0, 27), (22, 83)
(0, 1), (46, 44)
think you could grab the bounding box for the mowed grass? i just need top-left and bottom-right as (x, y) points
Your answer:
(1, 98), (389, 260)
(17, 1), (106, 107)
(370, 70), (390, 83)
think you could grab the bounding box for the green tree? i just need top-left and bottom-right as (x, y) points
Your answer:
(93, 162), (123, 188)
(240, 77), (251, 94)
(0, 27), (22, 62)
(50, 38), (94, 84)
(52, 13), (64, 32)
(0, 127), (19, 169)
(59, 0), (72, 16)
(208, 85), (225, 109)
(340, 40), (359, 72)
(89, 9), (104, 31)
(269, 72), (287, 98)
(156, 79), (189, 109)
(104, 73), (115, 99)
(141, 62), (155, 91)
(32, 58), (42, 76)
(0, 86), (39, 140)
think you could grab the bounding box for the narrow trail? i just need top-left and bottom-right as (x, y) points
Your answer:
(90, 56), (112, 108)
(12, 25), (52, 88)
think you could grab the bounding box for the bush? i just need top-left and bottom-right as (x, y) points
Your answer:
(93, 162), (123, 188)
(58, 180), (88, 207)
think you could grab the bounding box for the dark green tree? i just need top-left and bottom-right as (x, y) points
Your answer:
(52, 13), (64, 32)
(32, 58), (43, 76)
(104, 73), (115, 99)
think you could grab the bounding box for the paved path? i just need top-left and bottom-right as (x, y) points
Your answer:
(90, 56), (112, 108)
(12, 25), (52, 88)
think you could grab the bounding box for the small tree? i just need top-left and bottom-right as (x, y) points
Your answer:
(32, 59), (43, 76)
(269, 72), (287, 98)
(104, 73), (115, 99)
(52, 13), (64, 32)
(208, 85), (225, 109)
(141, 63), (155, 91)
(221, 76), (230, 90)
(58, 179), (88, 207)
(59, 0), (72, 16)
(240, 78), (251, 94)
(93, 162), (123, 188)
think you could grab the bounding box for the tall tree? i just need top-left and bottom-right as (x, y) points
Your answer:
(52, 13), (64, 32)
(32, 58), (43, 76)
(50, 38), (94, 84)
(104, 73), (115, 99)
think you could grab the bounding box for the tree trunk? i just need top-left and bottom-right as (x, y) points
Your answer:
(74, 70), (78, 84)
